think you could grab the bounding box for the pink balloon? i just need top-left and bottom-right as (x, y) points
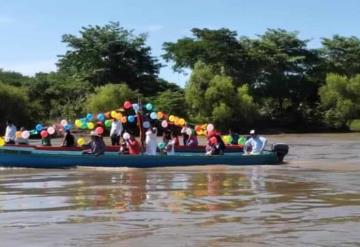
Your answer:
(161, 120), (168, 128)
(123, 101), (132, 110)
(95, 127), (104, 135)
(40, 130), (49, 138)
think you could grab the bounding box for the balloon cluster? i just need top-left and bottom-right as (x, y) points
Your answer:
(195, 123), (214, 136)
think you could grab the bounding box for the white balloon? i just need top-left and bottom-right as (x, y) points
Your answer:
(60, 119), (68, 127)
(21, 130), (30, 139)
(161, 120), (168, 128)
(206, 124), (214, 132)
(186, 128), (193, 136)
(47, 126), (55, 135)
(123, 132), (130, 140)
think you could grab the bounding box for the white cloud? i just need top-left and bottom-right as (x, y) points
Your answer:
(0, 59), (57, 75)
(145, 25), (164, 33)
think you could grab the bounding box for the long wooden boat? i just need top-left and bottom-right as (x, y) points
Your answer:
(0, 144), (288, 168)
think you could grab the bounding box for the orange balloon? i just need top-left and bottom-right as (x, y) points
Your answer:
(121, 116), (127, 123)
(157, 112), (164, 119)
(104, 112), (111, 119)
(115, 112), (123, 120)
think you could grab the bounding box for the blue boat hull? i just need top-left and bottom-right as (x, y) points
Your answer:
(0, 147), (281, 168)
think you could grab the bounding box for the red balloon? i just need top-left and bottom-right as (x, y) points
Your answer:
(123, 101), (132, 110)
(97, 121), (104, 127)
(40, 130), (49, 138)
(207, 130), (216, 138)
(95, 127), (104, 135)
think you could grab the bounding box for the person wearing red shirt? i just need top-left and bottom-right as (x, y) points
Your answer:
(126, 135), (141, 155)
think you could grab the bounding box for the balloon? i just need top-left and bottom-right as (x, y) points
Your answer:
(121, 116), (127, 123)
(95, 127), (104, 135)
(123, 132), (130, 140)
(21, 130), (30, 139)
(132, 103), (140, 112)
(16, 131), (22, 138)
(207, 124), (214, 132)
(0, 138), (5, 147)
(64, 124), (72, 131)
(60, 119), (68, 126)
(227, 135), (233, 144)
(128, 115), (135, 123)
(105, 119), (112, 128)
(143, 121), (150, 129)
(195, 125), (202, 132)
(169, 115), (175, 122)
(80, 123), (88, 129)
(123, 101), (132, 110)
(157, 112), (164, 119)
(145, 103), (153, 111)
(97, 113), (105, 122)
(47, 127), (55, 135)
(207, 130), (216, 137)
(111, 111), (117, 119)
(40, 130), (49, 138)
(104, 112), (111, 119)
(87, 122), (95, 130)
(179, 118), (186, 126)
(161, 120), (168, 128)
(36, 124), (43, 132)
(86, 113), (93, 121)
(158, 142), (165, 149)
(77, 138), (85, 146)
(115, 112), (122, 120)
(238, 136), (246, 145)
(150, 112), (157, 120)
(75, 119), (82, 128)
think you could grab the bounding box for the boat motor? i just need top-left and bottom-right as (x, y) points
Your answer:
(271, 143), (289, 162)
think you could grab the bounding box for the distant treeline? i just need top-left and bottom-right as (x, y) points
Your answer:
(1, 22), (360, 133)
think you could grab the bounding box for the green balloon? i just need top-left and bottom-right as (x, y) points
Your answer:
(105, 120), (112, 128)
(238, 136), (246, 145)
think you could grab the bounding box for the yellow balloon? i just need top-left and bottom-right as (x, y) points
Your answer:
(115, 112), (123, 120)
(16, 131), (22, 138)
(77, 138), (85, 146)
(169, 115), (175, 122)
(75, 119), (82, 128)
(87, 122), (95, 130)
(179, 118), (186, 126)
(0, 137), (5, 147)
(111, 111), (117, 119)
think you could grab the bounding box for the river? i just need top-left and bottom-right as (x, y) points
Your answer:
(0, 133), (359, 246)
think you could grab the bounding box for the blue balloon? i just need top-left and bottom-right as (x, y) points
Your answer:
(128, 115), (135, 123)
(35, 124), (43, 132)
(150, 112), (157, 120)
(64, 124), (72, 131)
(97, 113), (105, 122)
(132, 103), (140, 112)
(145, 103), (153, 111)
(86, 113), (93, 121)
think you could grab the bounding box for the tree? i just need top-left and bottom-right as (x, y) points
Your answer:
(58, 22), (161, 95)
(84, 84), (141, 113)
(0, 82), (38, 132)
(0, 69), (30, 87)
(319, 73), (360, 128)
(154, 89), (187, 117)
(322, 35), (360, 77)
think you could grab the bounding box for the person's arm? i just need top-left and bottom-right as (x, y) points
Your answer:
(244, 139), (251, 154)
(260, 137), (267, 153)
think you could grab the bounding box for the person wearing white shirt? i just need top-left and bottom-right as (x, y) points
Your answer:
(110, 119), (123, 146)
(5, 120), (17, 144)
(145, 127), (158, 155)
(244, 130), (267, 155)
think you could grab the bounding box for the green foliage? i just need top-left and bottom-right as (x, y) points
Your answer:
(349, 119), (360, 132)
(84, 84), (141, 113)
(154, 89), (187, 117)
(0, 82), (38, 130)
(319, 74), (360, 128)
(322, 35), (360, 77)
(58, 22), (161, 95)
(0, 69), (30, 87)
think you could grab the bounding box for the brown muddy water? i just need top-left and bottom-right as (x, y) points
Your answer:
(0, 133), (359, 247)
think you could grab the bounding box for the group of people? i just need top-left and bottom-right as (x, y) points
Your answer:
(2, 120), (268, 156)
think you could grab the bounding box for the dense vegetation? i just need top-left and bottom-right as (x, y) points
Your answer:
(1, 22), (360, 133)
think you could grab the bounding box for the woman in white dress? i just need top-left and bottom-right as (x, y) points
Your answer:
(145, 127), (158, 155)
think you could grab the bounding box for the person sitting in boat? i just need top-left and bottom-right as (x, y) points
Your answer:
(61, 130), (75, 147)
(118, 139), (129, 155)
(4, 120), (17, 144)
(244, 130), (267, 155)
(145, 127), (158, 155)
(205, 134), (225, 155)
(82, 131), (106, 156)
(41, 130), (52, 146)
(180, 124), (190, 146)
(125, 134), (141, 155)
(110, 119), (123, 146)
(15, 127), (29, 145)
(186, 129), (198, 147)
(161, 131), (176, 155)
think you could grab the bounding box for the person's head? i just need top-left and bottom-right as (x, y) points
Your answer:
(6, 120), (13, 126)
(151, 127), (157, 134)
(65, 129), (71, 134)
(20, 127), (25, 132)
(90, 131), (97, 140)
(250, 129), (257, 138)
